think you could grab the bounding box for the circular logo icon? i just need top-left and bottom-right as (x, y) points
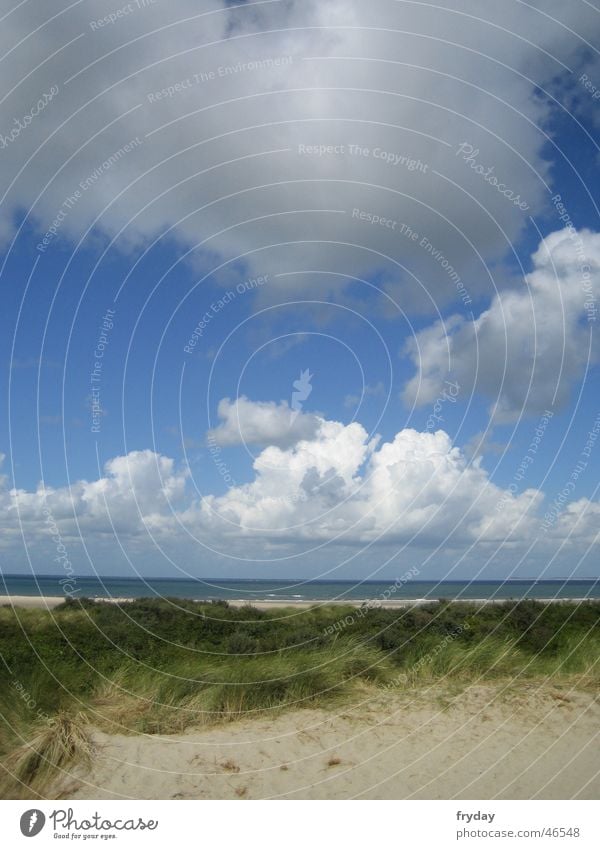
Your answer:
(20, 810), (46, 837)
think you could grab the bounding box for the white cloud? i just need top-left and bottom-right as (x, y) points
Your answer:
(3, 450), (188, 543)
(207, 396), (320, 448)
(1, 2), (597, 308)
(403, 228), (600, 422)
(5, 407), (598, 563)
(543, 498), (600, 546)
(196, 419), (542, 545)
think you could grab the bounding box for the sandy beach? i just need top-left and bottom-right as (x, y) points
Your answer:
(50, 683), (600, 800)
(1, 595), (595, 611)
(0, 595), (69, 609)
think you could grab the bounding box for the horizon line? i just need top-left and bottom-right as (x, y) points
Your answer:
(1, 574), (598, 583)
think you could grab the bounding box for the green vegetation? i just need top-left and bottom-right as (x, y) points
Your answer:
(0, 597), (598, 797)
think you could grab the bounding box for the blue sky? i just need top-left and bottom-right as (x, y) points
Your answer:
(1, 0), (599, 579)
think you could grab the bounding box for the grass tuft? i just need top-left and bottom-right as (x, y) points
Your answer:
(0, 712), (94, 799)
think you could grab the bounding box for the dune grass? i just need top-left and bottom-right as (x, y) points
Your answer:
(89, 641), (393, 736)
(0, 712), (94, 800)
(0, 597), (598, 797)
(391, 632), (600, 688)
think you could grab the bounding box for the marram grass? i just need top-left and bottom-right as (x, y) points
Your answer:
(0, 598), (598, 797)
(0, 712), (93, 800)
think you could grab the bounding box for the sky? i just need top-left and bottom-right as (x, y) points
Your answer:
(1, 0), (599, 581)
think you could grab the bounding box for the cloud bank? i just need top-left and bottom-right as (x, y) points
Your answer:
(3, 405), (598, 569)
(1, 1), (598, 308)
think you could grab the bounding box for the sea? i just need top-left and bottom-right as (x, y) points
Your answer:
(1, 574), (599, 602)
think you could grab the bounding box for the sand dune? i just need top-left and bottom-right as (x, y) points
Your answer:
(51, 684), (600, 800)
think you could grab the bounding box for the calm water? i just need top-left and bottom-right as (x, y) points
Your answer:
(1, 574), (599, 601)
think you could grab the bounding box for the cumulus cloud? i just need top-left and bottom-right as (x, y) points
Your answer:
(196, 419), (543, 545)
(1, 2), (598, 308)
(403, 228), (600, 422)
(2, 449), (188, 544)
(5, 408), (599, 563)
(207, 396), (320, 448)
(542, 498), (600, 546)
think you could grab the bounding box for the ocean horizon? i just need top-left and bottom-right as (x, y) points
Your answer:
(1, 573), (599, 602)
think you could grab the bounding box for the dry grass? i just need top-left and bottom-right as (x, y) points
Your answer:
(0, 712), (94, 799)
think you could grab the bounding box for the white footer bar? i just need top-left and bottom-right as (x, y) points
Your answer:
(0, 799), (596, 848)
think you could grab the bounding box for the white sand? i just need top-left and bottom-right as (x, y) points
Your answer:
(52, 684), (600, 800)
